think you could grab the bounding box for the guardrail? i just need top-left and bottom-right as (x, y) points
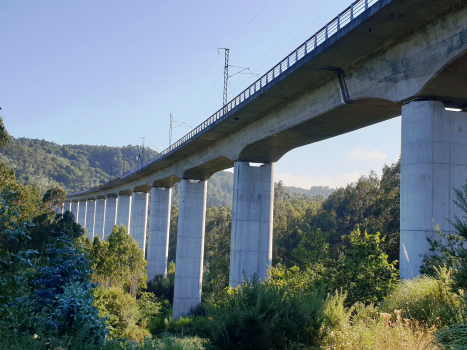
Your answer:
(79, 0), (378, 194)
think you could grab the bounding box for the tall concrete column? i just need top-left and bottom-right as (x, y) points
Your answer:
(401, 101), (467, 279)
(77, 201), (87, 229)
(229, 162), (274, 287)
(85, 200), (96, 239)
(71, 202), (79, 223)
(65, 202), (72, 214)
(147, 187), (172, 281)
(94, 199), (106, 240)
(104, 196), (118, 239)
(117, 194), (132, 230)
(130, 192), (149, 253)
(173, 179), (207, 319)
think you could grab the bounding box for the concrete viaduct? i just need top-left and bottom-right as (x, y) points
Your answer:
(60, 0), (467, 318)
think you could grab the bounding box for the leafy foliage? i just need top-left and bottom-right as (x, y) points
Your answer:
(269, 229), (398, 306)
(0, 196), (36, 317)
(421, 181), (467, 290)
(208, 278), (323, 350)
(0, 116), (10, 149)
(84, 225), (147, 297)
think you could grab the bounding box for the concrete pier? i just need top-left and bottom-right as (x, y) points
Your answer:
(229, 162), (274, 287)
(400, 101), (467, 279)
(147, 187), (172, 281)
(66, 202), (72, 214)
(130, 192), (149, 253)
(173, 179), (207, 319)
(85, 200), (96, 239)
(94, 199), (106, 240)
(71, 202), (79, 223)
(104, 196), (118, 239)
(117, 194), (132, 230)
(78, 200), (87, 229)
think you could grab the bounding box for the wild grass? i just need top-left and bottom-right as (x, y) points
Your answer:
(320, 310), (437, 350)
(0, 333), (210, 350)
(380, 268), (459, 327)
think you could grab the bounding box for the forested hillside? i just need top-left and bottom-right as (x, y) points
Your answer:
(1, 136), (334, 206)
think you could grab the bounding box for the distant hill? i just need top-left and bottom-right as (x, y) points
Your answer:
(1, 137), (334, 206)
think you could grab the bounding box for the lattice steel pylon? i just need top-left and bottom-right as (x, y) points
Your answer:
(218, 48), (229, 107)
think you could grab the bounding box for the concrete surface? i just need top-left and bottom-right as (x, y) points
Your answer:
(130, 192), (149, 253)
(78, 201), (87, 231)
(104, 196), (118, 239)
(229, 162), (274, 287)
(85, 200), (96, 239)
(400, 100), (467, 278)
(94, 199), (106, 240)
(147, 187), (172, 281)
(116, 195), (132, 231)
(172, 180), (207, 319)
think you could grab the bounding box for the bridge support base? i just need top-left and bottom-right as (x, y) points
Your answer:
(401, 100), (467, 278)
(130, 192), (149, 254)
(229, 162), (274, 287)
(173, 179), (207, 319)
(147, 187), (172, 281)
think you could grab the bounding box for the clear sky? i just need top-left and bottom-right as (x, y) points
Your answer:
(0, 0), (401, 189)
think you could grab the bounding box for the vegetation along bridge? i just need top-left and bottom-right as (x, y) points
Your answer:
(63, 0), (467, 318)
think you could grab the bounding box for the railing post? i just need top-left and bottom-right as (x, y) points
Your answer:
(351, 3), (354, 20)
(325, 24), (328, 40)
(337, 14), (341, 30)
(287, 56), (290, 70)
(295, 49), (298, 63)
(365, 0), (368, 10)
(314, 34), (317, 48)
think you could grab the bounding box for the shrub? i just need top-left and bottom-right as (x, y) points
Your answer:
(147, 261), (175, 304)
(92, 287), (149, 341)
(208, 278), (323, 350)
(431, 324), (467, 350)
(380, 268), (459, 327)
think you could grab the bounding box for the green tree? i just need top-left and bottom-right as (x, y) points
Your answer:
(0, 116), (10, 149)
(88, 225), (147, 298)
(204, 205), (231, 297)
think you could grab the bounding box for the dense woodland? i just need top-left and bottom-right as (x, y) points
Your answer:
(3, 119), (467, 349)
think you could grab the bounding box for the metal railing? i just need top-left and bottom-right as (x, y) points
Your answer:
(79, 0), (378, 194)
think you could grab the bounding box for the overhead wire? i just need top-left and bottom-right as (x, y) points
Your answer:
(232, 0), (300, 66)
(228, 0), (346, 99)
(150, 0), (349, 150)
(145, 0), (272, 145)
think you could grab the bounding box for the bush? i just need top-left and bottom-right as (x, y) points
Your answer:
(147, 261), (175, 304)
(92, 287), (149, 341)
(380, 268), (459, 327)
(208, 278), (323, 350)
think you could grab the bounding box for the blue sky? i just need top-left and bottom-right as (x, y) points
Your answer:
(0, 0), (401, 188)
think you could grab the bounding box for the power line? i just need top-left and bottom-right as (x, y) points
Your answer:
(227, 0), (345, 99)
(144, 54), (220, 138)
(226, 0), (271, 48)
(232, 0), (300, 66)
